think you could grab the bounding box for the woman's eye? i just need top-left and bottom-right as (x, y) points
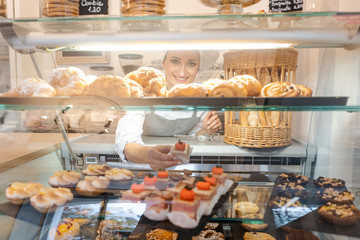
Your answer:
(187, 62), (197, 67)
(170, 59), (180, 65)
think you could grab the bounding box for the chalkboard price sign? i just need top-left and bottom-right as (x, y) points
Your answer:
(79, 0), (108, 15)
(269, 0), (303, 12)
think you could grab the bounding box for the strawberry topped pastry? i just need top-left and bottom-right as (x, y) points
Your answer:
(122, 183), (150, 202)
(157, 169), (169, 181)
(170, 140), (191, 164)
(171, 186), (201, 220)
(212, 165), (228, 185)
(143, 174), (158, 190)
(194, 178), (218, 215)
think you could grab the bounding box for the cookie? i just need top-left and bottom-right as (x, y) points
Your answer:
(243, 232), (276, 240)
(192, 230), (225, 240)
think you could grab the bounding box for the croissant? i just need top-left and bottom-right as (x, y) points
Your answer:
(82, 75), (143, 98)
(260, 82), (300, 97)
(208, 81), (247, 97)
(46, 67), (89, 96)
(167, 83), (208, 97)
(230, 75), (262, 96)
(125, 67), (167, 97)
(2, 78), (56, 97)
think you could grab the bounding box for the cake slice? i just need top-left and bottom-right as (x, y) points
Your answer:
(170, 140), (191, 164)
(122, 183), (150, 202)
(171, 187), (201, 220)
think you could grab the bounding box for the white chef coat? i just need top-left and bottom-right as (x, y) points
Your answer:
(115, 111), (207, 162)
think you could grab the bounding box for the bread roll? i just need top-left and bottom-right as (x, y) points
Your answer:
(167, 83), (207, 97)
(2, 78), (56, 97)
(82, 75), (143, 98)
(230, 75), (262, 96)
(260, 82), (300, 97)
(46, 67), (89, 96)
(125, 67), (167, 97)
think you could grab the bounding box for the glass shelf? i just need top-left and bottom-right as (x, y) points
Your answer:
(0, 96), (357, 112)
(1, 12), (360, 51)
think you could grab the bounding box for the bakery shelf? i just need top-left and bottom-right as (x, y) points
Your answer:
(0, 96), (353, 111)
(1, 12), (360, 51)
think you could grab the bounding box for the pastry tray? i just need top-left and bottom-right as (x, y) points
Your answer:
(263, 178), (360, 238)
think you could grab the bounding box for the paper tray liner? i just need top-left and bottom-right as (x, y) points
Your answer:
(128, 181), (237, 240)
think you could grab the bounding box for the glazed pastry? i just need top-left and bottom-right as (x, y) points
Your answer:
(146, 229), (178, 240)
(260, 82), (301, 97)
(76, 176), (110, 196)
(48, 170), (82, 188)
(230, 75), (262, 96)
(96, 220), (123, 240)
(167, 83), (208, 97)
(30, 187), (73, 213)
(240, 213), (268, 231)
(82, 164), (111, 176)
(54, 219), (81, 240)
(207, 80), (247, 97)
(46, 67), (89, 96)
(297, 84), (313, 97)
(105, 168), (134, 186)
(243, 232), (276, 240)
(82, 75), (143, 98)
(2, 78), (56, 97)
(192, 230), (225, 240)
(125, 67), (167, 96)
(318, 202), (359, 226)
(5, 182), (44, 205)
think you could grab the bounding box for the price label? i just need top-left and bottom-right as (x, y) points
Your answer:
(269, 0), (303, 12)
(79, 0), (108, 15)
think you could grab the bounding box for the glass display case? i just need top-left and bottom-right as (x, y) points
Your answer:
(0, 10), (360, 240)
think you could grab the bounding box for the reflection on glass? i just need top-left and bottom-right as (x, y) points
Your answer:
(119, 54), (143, 75)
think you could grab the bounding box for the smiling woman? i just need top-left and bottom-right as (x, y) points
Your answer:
(162, 50), (201, 89)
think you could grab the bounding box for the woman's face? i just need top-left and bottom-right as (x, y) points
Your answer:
(163, 50), (200, 89)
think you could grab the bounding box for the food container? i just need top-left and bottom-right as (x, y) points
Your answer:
(223, 48), (298, 148)
(121, 0), (167, 16)
(41, 0), (80, 17)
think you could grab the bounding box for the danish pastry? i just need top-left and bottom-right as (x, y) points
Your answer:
(297, 84), (313, 97)
(125, 67), (167, 97)
(82, 75), (144, 98)
(30, 187), (73, 213)
(261, 82), (300, 97)
(207, 80), (247, 97)
(2, 78), (56, 97)
(167, 83), (207, 97)
(82, 164), (111, 176)
(46, 67), (89, 96)
(230, 75), (262, 96)
(6, 182), (44, 205)
(48, 170), (82, 188)
(76, 176), (110, 196)
(54, 219), (81, 240)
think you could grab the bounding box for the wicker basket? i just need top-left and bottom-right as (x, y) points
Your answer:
(223, 48), (298, 148)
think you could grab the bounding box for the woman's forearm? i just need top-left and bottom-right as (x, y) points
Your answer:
(123, 143), (150, 164)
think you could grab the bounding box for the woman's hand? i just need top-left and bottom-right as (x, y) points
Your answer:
(145, 145), (181, 170)
(124, 143), (180, 171)
(198, 111), (222, 135)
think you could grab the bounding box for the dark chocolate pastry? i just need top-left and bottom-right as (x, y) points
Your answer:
(314, 176), (346, 189)
(318, 202), (359, 226)
(278, 173), (309, 186)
